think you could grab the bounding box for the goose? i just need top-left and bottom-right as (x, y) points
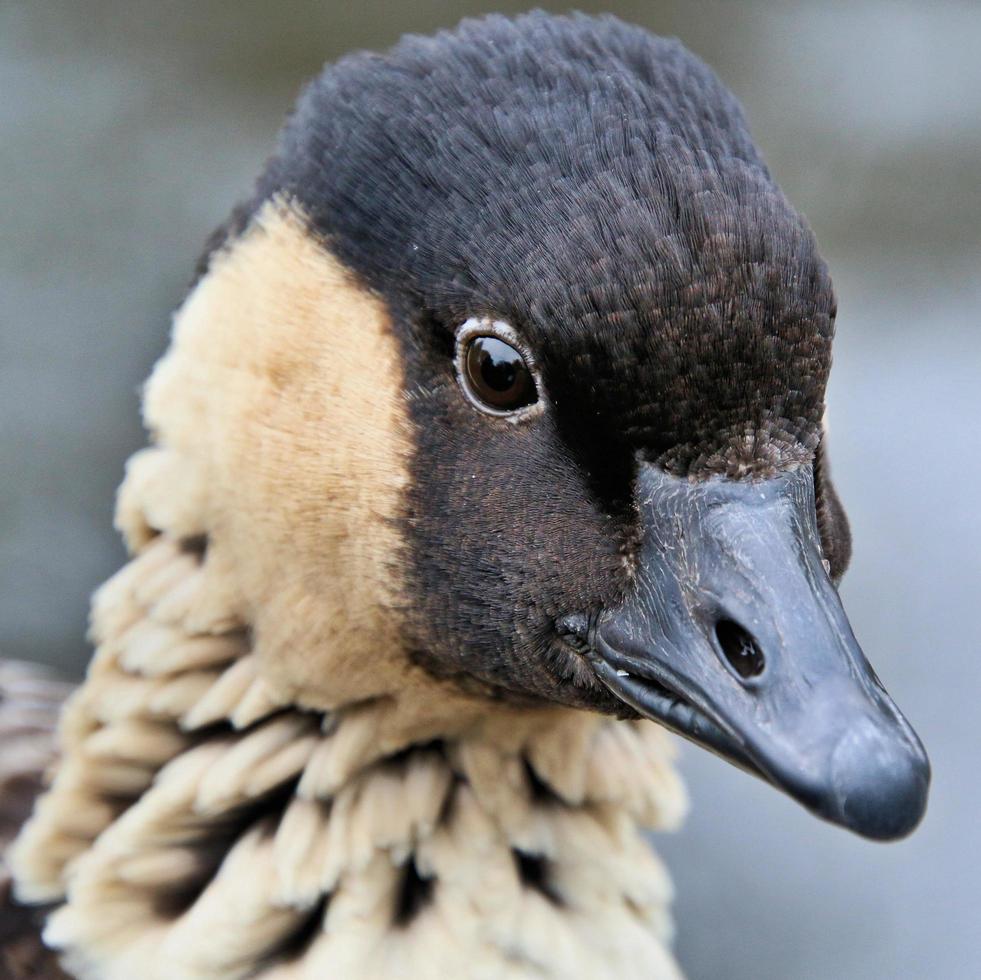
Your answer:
(3, 12), (930, 980)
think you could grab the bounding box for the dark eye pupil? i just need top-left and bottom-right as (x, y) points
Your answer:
(478, 343), (518, 392)
(464, 336), (536, 411)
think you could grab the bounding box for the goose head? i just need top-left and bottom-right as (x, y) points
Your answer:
(169, 13), (928, 841)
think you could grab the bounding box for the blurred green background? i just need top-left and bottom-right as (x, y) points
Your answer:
(2, 2), (979, 977)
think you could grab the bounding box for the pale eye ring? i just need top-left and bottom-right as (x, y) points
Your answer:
(455, 319), (542, 418)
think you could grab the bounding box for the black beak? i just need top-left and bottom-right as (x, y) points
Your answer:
(572, 464), (929, 841)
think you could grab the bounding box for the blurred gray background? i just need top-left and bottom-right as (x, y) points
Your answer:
(2, 1), (978, 977)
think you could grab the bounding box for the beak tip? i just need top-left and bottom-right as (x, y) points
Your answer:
(825, 723), (931, 841)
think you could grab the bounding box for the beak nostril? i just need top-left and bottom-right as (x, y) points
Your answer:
(715, 619), (766, 680)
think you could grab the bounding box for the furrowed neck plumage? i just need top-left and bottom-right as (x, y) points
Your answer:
(10, 203), (687, 980)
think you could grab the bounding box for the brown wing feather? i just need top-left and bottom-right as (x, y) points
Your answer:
(0, 660), (74, 980)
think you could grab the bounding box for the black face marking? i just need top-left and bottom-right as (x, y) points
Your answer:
(201, 13), (851, 712)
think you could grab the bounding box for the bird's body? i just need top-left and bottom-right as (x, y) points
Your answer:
(5, 12), (929, 979)
(1, 662), (73, 980)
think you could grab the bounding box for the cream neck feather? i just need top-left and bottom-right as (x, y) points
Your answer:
(11, 205), (688, 979)
(12, 528), (686, 979)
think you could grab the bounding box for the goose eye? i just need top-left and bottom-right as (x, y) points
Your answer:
(462, 335), (537, 413)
